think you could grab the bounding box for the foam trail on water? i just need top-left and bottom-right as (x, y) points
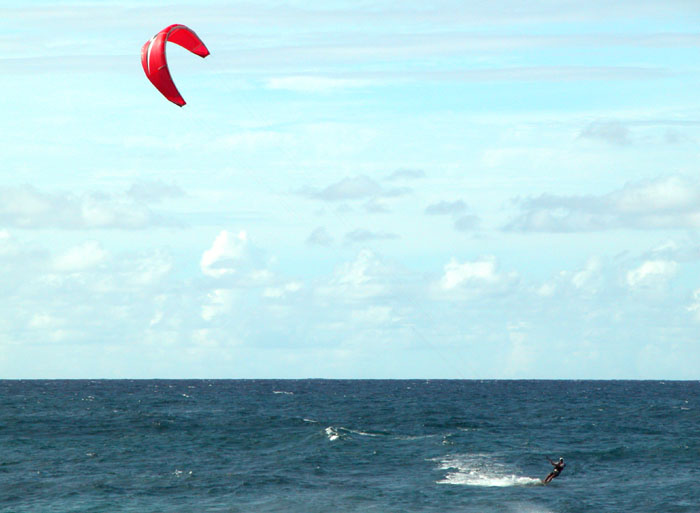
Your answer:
(436, 453), (541, 487)
(324, 425), (382, 441)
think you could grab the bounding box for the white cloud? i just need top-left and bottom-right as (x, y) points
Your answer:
(81, 194), (154, 229)
(263, 281), (303, 299)
(578, 119), (698, 147)
(507, 175), (700, 232)
(320, 249), (393, 300)
(579, 120), (631, 145)
(536, 257), (607, 298)
(202, 289), (236, 321)
(571, 256), (603, 292)
(125, 251), (173, 287)
(301, 175), (410, 202)
(504, 323), (535, 377)
(201, 230), (250, 278)
(52, 241), (108, 273)
(425, 200), (467, 216)
(440, 257), (500, 289)
(615, 176), (698, 214)
(438, 256), (518, 297)
(28, 313), (62, 330)
(250, 269), (275, 285)
(0, 230), (25, 260)
(536, 282), (557, 297)
(0, 185), (173, 230)
(688, 288), (700, 321)
(626, 259), (678, 288)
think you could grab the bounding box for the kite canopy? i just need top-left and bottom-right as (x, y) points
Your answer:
(141, 24), (210, 106)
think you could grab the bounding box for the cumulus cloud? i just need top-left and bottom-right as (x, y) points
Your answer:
(0, 237), (192, 361)
(200, 230), (251, 278)
(301, 175), (410, 202)
(199, 230), (295, 326)
(437, 256), (518, 298)
(425, 199), (480, 232)
(440, 257), (500, 289)
(536, 256), (606, 297)
(0, 185), (175, 230)
(320, 249), (395, 301)
(506, 175), (700, 232)
(626, 259), (678, 288)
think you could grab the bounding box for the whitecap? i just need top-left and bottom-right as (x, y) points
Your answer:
(323, 425), (383, 441)
(325, 426), (341, 441)
(435, 453), (541, 487)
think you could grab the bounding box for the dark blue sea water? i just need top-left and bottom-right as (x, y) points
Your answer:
(1, 380), (698, 512)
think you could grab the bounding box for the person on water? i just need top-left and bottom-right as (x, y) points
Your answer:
(544, 457), (565, 484)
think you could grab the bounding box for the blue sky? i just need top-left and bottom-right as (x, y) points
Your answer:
(2, 0), (700, 378)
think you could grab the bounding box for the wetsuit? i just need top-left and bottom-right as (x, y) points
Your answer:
(544, 460), (565, 484)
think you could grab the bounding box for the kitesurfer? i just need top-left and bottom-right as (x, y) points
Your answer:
(544, 457), (565, 484)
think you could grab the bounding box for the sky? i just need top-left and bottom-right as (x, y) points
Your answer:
(1, 0), (700, 379)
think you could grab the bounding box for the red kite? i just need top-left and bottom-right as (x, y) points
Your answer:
(141, 24), (209, 106)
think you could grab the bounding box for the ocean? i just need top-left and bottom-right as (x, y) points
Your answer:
(1, 380), (698, 512)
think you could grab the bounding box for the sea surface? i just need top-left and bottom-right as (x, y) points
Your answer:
(1, 380), (698, 512)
